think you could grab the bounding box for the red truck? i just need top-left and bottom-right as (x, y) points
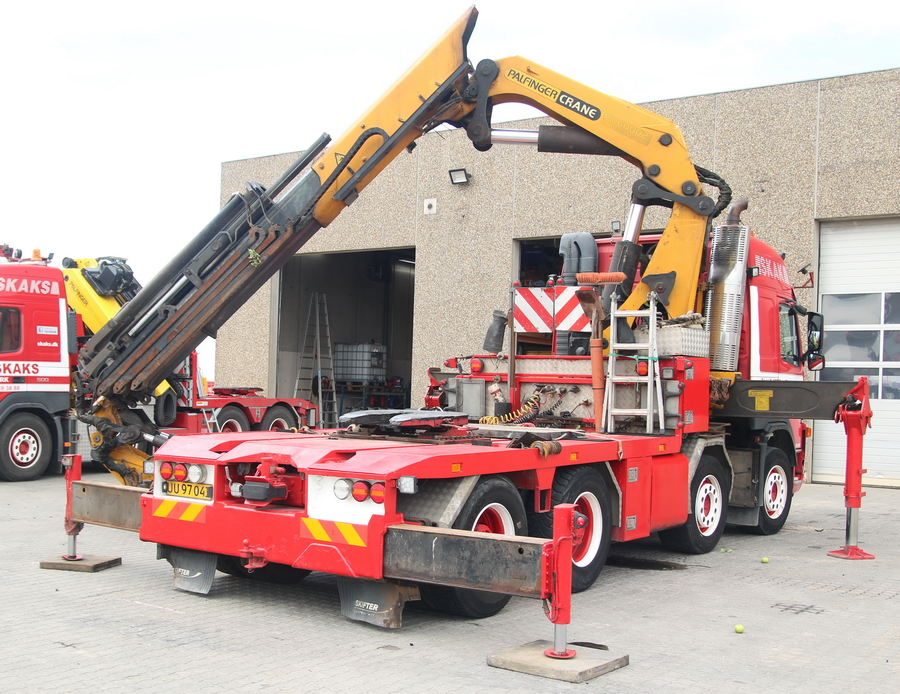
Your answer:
(137, 198), (833, 624)
(62, 8), (859, 628)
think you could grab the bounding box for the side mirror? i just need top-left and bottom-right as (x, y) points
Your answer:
(807, 312), (824, 353)
(806, 352), (825, 371)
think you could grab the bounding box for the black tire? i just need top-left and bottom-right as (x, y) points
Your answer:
(659, 455), (729, 554)
(528, 466), (612, 593)
(0, 413), (53, 482)
(261, 405), (298, 431)
(420, 476), (527, 619)
(216, 555), (311, 584)
(154, 389), (178, 427)
(748, 448), (793, 536)
(216, 406), (250, 433)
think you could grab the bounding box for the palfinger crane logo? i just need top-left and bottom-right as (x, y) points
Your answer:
(506, 69), (560, 99)
(506, 68), (600, 120)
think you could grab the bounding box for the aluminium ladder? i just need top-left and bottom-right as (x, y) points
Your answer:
(295, 292), (337, 427)
(602, 293), (666, 434)
(202, 408), (219, 433)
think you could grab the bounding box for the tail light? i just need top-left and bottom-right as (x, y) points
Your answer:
(332, 478), (387, 503)
(160, 462), (206, 483)
(351, 481), (371, 501)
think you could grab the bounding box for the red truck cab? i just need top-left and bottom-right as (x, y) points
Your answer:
(0, 255), (70, 480)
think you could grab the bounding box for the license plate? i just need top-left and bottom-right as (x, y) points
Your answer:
(162, 480), (213, 500)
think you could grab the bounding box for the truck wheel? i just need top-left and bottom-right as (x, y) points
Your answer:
(261, 405), (298, 431)
(216, 555), (311, 584)
(749, 448), (793, 536)
(659, 455), (729, 554)
(527, 466), (612, 593)
(0, 413), (53, 482)
(216, 406), (249, 433)
(420, 476), (527, 619)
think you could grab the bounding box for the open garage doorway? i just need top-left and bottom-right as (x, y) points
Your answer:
(275, 249), (415, 414)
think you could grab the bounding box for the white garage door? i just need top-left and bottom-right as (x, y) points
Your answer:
(813, 217), (900, 487)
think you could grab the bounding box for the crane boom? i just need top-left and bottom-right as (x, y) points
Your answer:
(81, 5), (717, 409)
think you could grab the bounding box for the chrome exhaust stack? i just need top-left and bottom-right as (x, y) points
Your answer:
(705, 199), (750, 372)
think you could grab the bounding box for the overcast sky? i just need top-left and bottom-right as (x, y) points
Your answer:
(2, 0), (897, 375)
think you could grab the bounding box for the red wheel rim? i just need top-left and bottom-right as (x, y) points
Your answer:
(471, 503), (514, 534)
(572, 492), (601, 565)
(10, 429), (40, 468)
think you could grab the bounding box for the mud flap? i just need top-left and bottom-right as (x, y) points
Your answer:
(726, 505), (760, 526)
(158, 545), (218, 594)
(336, 576), (420, 628)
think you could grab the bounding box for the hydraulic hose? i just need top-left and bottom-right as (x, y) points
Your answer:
(695, 165), (732, 219)
(479, 393), (541, 425)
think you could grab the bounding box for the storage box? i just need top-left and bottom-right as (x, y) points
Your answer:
(655, 326), (710, 358)
(633, 326), (709, 358)
(334, 343), (387, 382)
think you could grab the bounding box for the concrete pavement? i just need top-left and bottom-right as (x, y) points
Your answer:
(1, 471), (896, 693)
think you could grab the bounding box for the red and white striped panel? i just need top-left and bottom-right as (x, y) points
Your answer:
(514, 288), (554, 332)
(554, 287), (591, 332)
(513, 287), (589, 333)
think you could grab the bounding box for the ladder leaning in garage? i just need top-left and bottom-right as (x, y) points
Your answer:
(295, 292), (337, 427)
(602, 293), (666, 435)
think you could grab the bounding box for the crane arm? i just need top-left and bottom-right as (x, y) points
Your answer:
(465, 56), (716, 318)
(81, 5), (717, 410)
(80, 8), (478, 408)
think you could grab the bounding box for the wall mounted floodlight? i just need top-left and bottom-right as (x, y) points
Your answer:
(449, 168), (472, 185)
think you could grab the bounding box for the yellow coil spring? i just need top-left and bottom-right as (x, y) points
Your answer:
(479, 394), (541, 425)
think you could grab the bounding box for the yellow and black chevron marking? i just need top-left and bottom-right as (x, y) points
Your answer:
(152, 499), (208, 523)
(299, 518), (367, 547)
(150, 499), (366, 547)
